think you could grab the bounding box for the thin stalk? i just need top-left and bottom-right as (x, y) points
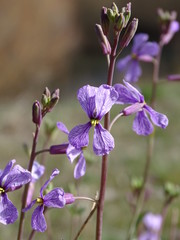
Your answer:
(35, 148), (50, 157)
(109, 112), (124, 131)
(17, 125), (40, 240)
(96, 33), (120, 240)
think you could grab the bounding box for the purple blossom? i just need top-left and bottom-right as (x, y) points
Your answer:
(0, 159), (32, 225)
(56, 122), (86, 179)
(114, 81), (168, 135)
(161, 20), (179, 45)
(117, 33), (159, 82)
(68, 85), (118, 155)
(23, 169), (70, 232)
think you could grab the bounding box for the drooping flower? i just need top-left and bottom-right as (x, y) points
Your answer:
(68, 84), (118, 155)
(117, 33), (159, 82)
(23, 169), (74, 232)
(114, 80), (168, 135)
(0, 159), (32, 225)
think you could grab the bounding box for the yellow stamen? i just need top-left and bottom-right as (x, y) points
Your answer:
(36, 197), (43, 204)
(91, 119), (99, 127)
(0, 187), (5, 194)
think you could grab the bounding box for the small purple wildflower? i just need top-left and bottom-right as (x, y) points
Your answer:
(114, 80), (168, 135)
(23, 169), (69, 232)
(56, 122), (86, 179)
(68, 84), (118, 155)
(0, 159), (32, 225)
(117, 33), (159, 82)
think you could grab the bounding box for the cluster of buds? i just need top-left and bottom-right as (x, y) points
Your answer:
(32, 87), (60, 126)
(157, 8), (179, 45)
(95, 2), (138, 56)
(164, 182), (180, 203)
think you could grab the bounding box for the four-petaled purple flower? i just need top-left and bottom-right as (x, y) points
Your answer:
(0, 159), (32, 225)
(68, 84), (118, 155)
(117, 33), (159, 82)
(23, 169), (66, 232)
(114, 80), (168, 135)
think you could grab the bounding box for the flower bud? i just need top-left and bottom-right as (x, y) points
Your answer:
(49, 143), (69, 154)
(119, 18), (138, 49)
(95, 24), (111, 55)
(164, 182), (180, 199)
(168, 74), (180, 81)
(49, 88), (60, 110)
(101, 7), (110, 36)
(122, 2), (131, 27)
(114, 13), (125, 33)
(32, 101), (42, 126)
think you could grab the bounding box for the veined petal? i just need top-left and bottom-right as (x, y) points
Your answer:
(123, 80), (144, 102)
(22, 199), (37, 212)
(95, 85), (118, 119)
(77, 85), (97, 117)
(93, 123), (114, 155)
(0, 193), (18, 225)
(132, 33), (149, 53)
(124, 60), (142, 82)
(117, 55), (131, 71)
(4, 165), (32, 191)
(0, 160), (16, 186)
(74, 153), (86, 179)
(57, 122), (69, 135)
(66, 144), (81, 163)
(31, 205), (46, 232)
(44, 188), (65, 208)
(145, 105), (169, 129)
(114, 84), (140, 104)
(68, 122), (91, 149)
(40, 169), (59, 198)
(31, 161), (45, 183)
(138, 42), (159, 56)
(133, 111), (154, 135)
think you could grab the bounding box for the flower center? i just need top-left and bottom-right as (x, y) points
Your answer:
(0, 187), (5, 194)
(131, 53), (137, 59)
(36, 197), (43, 204)
(91, 119), (99, 127)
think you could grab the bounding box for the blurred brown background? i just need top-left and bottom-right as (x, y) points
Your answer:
(0, 0), (179, 98)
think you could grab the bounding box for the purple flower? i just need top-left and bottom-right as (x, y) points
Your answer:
(138, 232), (159, 240)
(114, 81), (168, 135)
(23, 169), (67, 232)
(161, 20), (179, 45)
(56, 122), (86, 179)
(0, 159), (32, 225)
(117, 33), (159, 82)
(68, 85), (118, 155)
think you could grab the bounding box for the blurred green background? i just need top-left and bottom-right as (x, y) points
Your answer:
(0, 0), (180, 239)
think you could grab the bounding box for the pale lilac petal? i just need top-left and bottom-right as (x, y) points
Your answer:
(44, 188), (65, 208)
(22, 199), (37, 212)
(138, 42), (159, 56)
(132, 33), (149, 53)
(57, 122), (69, 135)
(0, 160), (16, 185)
(117, 55), (131, 71)
(95, 85), (118, 119)
(31, 161), (45, 182)
(68, 122), (91, 149)
(138, 232), (159, 240)
(31, 205), (46, 232)
(133, 111), (154, 135)
(123, 80), (144, 102)
(0, 193), (18, 225)
(74, 153), (86, 179)
(162, 21), (179, 45)
(40, 169), (59, 198)
(26, 183), (35, 206)
(93, 123), (114, 155)
(145, 105), (168, 129)
(66, 144), (81, 163)
(124, 60), (142, 82)
(4, 165), (32, 191)
(143, 213), (162, 232)
(77, 85), (97, 117)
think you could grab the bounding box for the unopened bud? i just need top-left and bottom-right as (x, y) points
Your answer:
(119, 18), (138, 49)
(49, 88), (60, 110)
(44, 87), (51, 99)
(95, 24), (111, 55)
(49, 143), (69, 154)
(122, 2), (131, 27)
(114, 13), (125, 32)
(101, 7), (110, 36)
(164, 182), (180, 199)
(112, 2), (119, 16)
(32, 101), (42, 126)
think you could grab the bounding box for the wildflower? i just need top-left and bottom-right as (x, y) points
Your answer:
(114, 80), (168, 135)
(117, 33), (159, 82)
(68, 84), (118, 155)
(0, 159), (31, 225)
(23, 169), (74, 232)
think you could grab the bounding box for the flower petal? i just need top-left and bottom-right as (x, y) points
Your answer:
(0, 193), (18, 225)
(114, 84), (140, 104)
(44, 188), (65, 208)
(31, 205), (46, 232)
(133, 111), (154, 135)
(138, 42), (159, 56)
(31, 161), (45, 183)
(4, 165), (32, 191)
(117, 55), (131, 72)
(74, 153), (86, 179)
(95, 85), (118, 119)
(57, 122), (69, 135)
(40, 169), (59, 198)
(22, 199), (37, 212)
(93, 123), (114, 155)
(132, 33), (149, 53)
(68, 122), (91, 149)
(145, 105), (169, 129)
(124, 60), (142, 82)
(0, 160), (16, 186)
(66, 144), (81, 163)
